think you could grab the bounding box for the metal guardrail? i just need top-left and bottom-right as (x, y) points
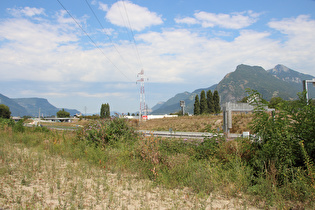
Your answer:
(25, 124), (242, 139)
(137, 130), (230, 139)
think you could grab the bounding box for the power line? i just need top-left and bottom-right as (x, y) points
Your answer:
(56, 0), (132, 82)
(121, 0), (144, 69)
(84, 0), (135, 73)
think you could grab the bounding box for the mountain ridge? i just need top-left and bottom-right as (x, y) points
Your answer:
(0, 94), (80, 117)
(151, 64), (314, 114)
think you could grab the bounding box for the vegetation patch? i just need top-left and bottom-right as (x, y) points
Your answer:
(0, 90), (314, 209)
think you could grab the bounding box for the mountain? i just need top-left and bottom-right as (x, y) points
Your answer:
(151, 64), (314, 114)
(0, 94), (80, 117)
(151, 84), (217, 114)
(151, 101), (165, 112)
(267, 64), (314, 84)
(216, 64), (303, 103)
(0, 94), (28, 117)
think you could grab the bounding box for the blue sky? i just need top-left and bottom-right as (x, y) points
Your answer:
(1, 0), (315, 115)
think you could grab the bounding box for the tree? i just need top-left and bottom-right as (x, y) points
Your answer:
(206, 90), (214, 114)
(269, 97), (284, 109)
(238, 96), (249, 103)
(200, 90), (208, 114)
(57, 109), (70, 118)
(213, 90), (220, 113)
(249, 89), (315, 183)
(100, 103), (110, 119)
(194, 95), (200, 115)
(0, 104), (11, 119)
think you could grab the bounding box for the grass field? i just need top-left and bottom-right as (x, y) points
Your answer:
(0, 115), (314, 209)
(136, 113), (253, 134)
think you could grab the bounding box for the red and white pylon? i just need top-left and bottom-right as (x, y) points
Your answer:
(137, 69), (147, 121)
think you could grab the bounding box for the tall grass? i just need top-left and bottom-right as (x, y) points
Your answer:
(0, 117), (314, 209)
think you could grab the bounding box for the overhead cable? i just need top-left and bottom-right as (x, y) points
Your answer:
(84, 0), (135, 74)
(122, 0), (144, 69)
(56, 0), (132, 82)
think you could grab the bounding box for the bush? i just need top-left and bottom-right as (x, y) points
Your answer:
(0, 118), (15, 129)
(76, 118), (138, 148)
(248, 89), (315, 191)
(13, 120), (25, 133)
(0, 104), (11, 119)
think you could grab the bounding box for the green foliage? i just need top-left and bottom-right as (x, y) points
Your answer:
(100, 103), (110, 119)
(248, 89), (315, 188)
(194, 90), (220, 115)
(213, 90), (220, 113)
(76, 118), (137, 148)
(56, 109), (70, 118)
(1, 101), (315, 208)
(13, 119), (25, 133)
(193, 95), (200, 115)
(206, 90), (214, 114)
(0, 118), (25, 133)
(0, 104), (11, 119)
(200, 90), (207, 114)
(0, 118), (15, 128)
(269, 96), (284, 109)
(194, 137), (221, 160)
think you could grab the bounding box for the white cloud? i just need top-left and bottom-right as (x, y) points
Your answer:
(98, 2), (109, 12)
(267, 15), (315, 69)
(7, 7), (45, 17)
(174, 16), (198, 25)
(176, 10), (260, 29)
(75, 92), (124, 98)
(105, 1), (163, 31)
(1, 7), (315, 106)
(268, 15), (315, 43)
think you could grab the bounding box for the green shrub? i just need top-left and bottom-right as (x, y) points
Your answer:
(13, 120), (25, 133)
(76, 118), (138, 148)
(0, 118), (15, 129)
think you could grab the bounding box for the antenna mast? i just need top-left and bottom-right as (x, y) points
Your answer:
(137, 69), (147, 121)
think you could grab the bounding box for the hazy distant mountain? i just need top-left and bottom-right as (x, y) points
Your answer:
(13, 98), (60, 117)
(151, 64), (314, 115)
(0, 94), (28, 117)
(151, 101), (165, 111)
(0, 94), (80, 117)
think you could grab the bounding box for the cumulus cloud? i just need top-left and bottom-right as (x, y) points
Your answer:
(174, 17), (198, 25)
(105, 1), (163, 31)
(7, 7), (45, 17)
(176, 10), (260, 29)
(98, 2), (109, 12)
(1, 6), (315, 100)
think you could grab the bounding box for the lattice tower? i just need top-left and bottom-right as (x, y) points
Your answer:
(137, 69), (147, 120)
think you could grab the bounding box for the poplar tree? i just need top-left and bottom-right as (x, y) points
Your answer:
(194, 95), (200, 115)
(100, 103), (110, 118)
(213, 90), (221, 113)
(200, 90), (207, 114)
(206, 90), (214, 114)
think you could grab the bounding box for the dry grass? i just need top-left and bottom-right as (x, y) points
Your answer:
(39, 118), (88, 128)
(36, 113), (253, 134)
(0, 137), (258, 209)
(137, 114), (253, 134)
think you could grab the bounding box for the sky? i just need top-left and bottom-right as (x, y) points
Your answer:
(1, 0), (315, 115)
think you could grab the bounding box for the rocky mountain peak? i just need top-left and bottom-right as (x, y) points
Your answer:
(271, 64), (290, 73)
